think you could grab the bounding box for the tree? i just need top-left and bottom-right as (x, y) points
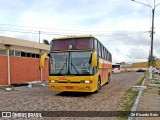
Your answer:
(43, 39), (50, 45)
(148, 55), (157, 67)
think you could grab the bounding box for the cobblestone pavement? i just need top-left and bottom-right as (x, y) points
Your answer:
(0, 72), (144, 120)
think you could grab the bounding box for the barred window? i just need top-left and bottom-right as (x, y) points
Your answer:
(0, 49), (6, 55)
(9, 50), (14, 56)
(15, 51), (21, 56)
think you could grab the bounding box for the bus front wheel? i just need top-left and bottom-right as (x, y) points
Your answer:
(96, 77), (101, 93)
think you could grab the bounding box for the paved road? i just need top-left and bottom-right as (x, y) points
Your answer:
(0, 72), (144, 120)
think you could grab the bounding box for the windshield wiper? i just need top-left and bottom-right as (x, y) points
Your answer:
(71, 63), (80, 74)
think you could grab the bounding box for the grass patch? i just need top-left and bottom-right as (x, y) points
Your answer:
(152, 73), (156, 78)
(135, 73), (146, 86)
(123, 89), (138, 111)
(0, 85), (13, 90)
(118, 89), (138, 120)
(147, 86), (153, 90)
(0, 86), (7, 90)
(158, 87), (160, 95)
(154, 81), (160, 84)
(136, 78), (144, 86)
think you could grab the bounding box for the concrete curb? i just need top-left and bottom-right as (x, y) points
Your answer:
(149, 83), (160, 87)
(5, 87), (13, 91)
(27, 81), (49, 88)
(128, 76), (146, 120)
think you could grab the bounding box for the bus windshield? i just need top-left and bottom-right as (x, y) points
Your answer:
(50, 51), (93, 75)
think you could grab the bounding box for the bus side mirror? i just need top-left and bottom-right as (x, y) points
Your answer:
(92, 51), (97, 67)
(40, 53), (48, 68)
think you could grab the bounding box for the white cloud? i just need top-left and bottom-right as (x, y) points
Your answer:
(0, 0), (160, 63)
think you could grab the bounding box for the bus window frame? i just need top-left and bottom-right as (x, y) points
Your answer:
(93, 38), (112, 62)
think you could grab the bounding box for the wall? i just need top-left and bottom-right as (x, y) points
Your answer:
(0, 56), (49, 85)
(132, 61), (160, 68)
(0, 56), (8, 85)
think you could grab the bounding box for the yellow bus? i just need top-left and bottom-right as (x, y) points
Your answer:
(40, 35), (112, 92)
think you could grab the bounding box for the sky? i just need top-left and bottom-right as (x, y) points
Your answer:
(0, 0), (160, 63)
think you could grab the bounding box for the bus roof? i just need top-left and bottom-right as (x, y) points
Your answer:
(53, 35), (94, 40)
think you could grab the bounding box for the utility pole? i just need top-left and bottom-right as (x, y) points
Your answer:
(39, 31), (41, 43)
(149, 2), (155, 80)
(38, 31), (42, 81)
(150, 8), (155, 63)
(131, 0), (160, 79)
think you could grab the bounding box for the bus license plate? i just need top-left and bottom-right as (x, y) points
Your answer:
(66, 86), (73, 89)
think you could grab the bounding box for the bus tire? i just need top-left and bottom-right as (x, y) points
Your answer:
(107, 74), (110, 84)
(96, 77), (101, 93)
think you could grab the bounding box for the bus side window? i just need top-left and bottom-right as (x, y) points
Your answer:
(109, 53), (112, 62)
(104, 49), (106, 60)
(98, 42), (101, 57)
(94, 39), (98, 52)
(101, 46), (104, 58)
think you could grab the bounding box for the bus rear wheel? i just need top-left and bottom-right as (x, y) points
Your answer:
(107, 75), (110, 84)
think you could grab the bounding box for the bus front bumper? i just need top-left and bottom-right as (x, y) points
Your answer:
(49, 83), (95, 92)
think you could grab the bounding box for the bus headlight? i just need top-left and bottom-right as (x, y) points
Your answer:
(81, 80), (92, 84)
(85, 80), (90, 84)
(50, 80), (58, 83)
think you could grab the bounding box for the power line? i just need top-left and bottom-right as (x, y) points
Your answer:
(101, 32), (150, 46)
(0, 23), (150, 33)
(146, 0), (152, 28)
(0, 26), (149, 36)
(0, 28), (63, 36)
(0, 25), (151, 45)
